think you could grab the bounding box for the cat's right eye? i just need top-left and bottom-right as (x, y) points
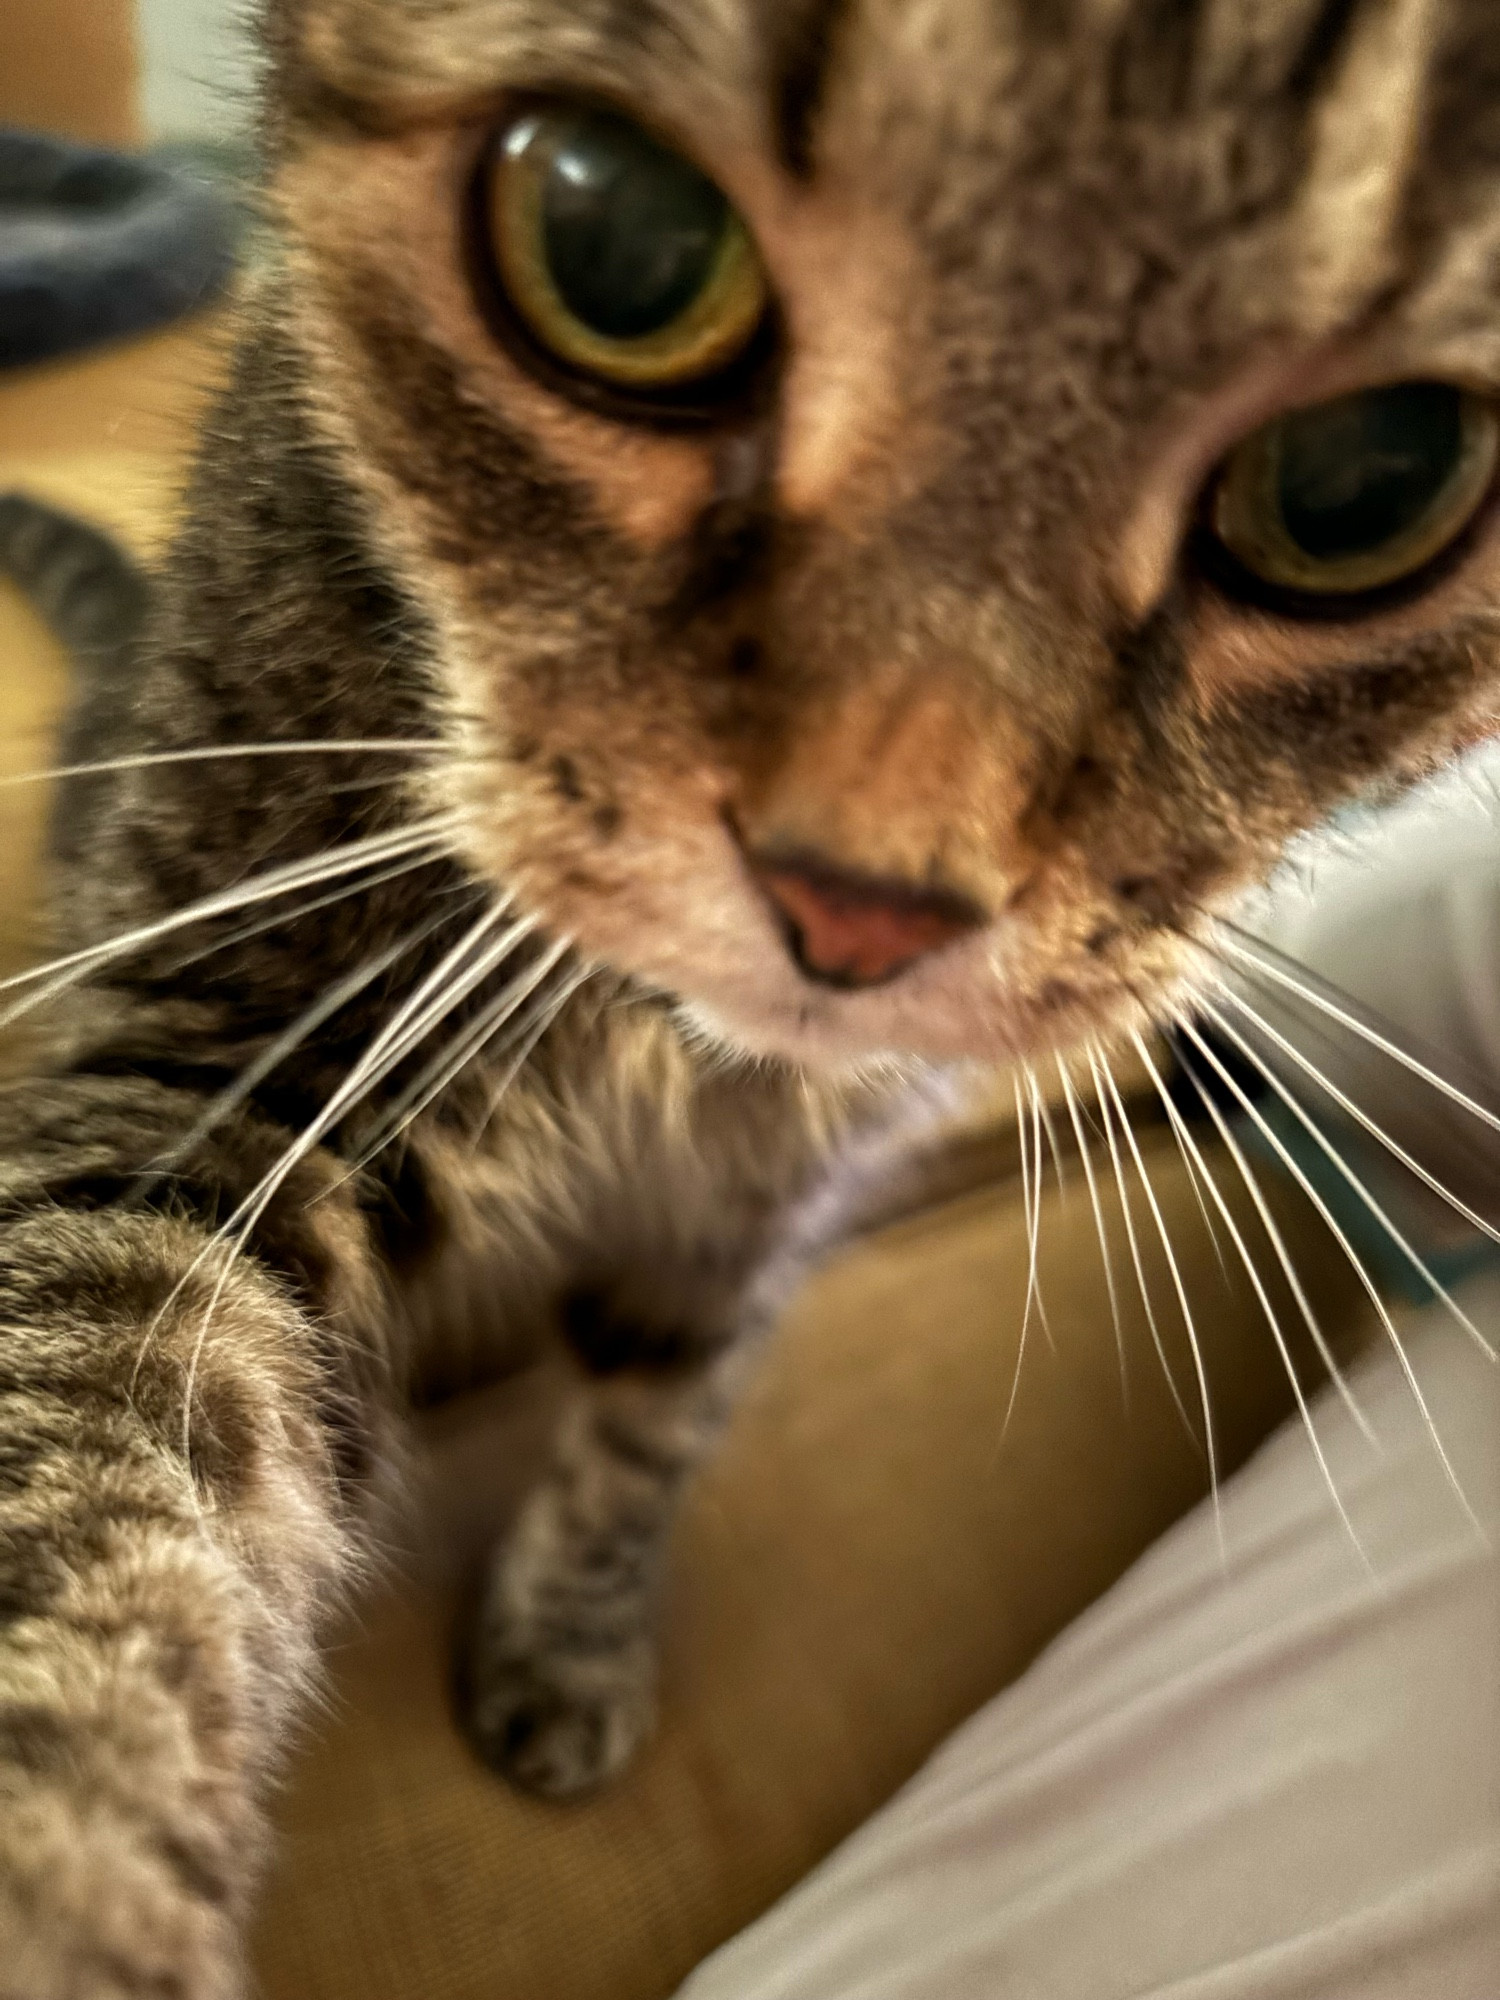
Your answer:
(1204, 382), (1500, 605)
(478, 104), (771, 404)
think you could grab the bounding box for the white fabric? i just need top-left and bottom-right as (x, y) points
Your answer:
(677, 1293), (1500, 2000)
(1245, 746), (1500, 1245)
(1255, 742), (1500, 1086)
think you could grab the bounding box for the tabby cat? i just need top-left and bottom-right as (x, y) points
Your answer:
(1, 0), (1497, 1991)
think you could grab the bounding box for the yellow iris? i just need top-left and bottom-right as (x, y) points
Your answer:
(485, 106), (769, 393)
(1210, 383), (1499, 598)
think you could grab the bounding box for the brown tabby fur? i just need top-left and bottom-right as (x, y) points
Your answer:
(2, 0), (1499, 1991)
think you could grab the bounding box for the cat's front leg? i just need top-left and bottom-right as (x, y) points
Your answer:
(459, 1021), (911, 1799)
(464, 1292), (750, 1799)
(468, 1296), (748, 1800)
(0, 1089), (384, 1999)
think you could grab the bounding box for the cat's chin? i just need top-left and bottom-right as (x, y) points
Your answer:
(660, 957), (1128, 1072)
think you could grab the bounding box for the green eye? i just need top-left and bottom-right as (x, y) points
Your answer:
(484, 105), (769, 393)
(1209, 382), (1499, 599)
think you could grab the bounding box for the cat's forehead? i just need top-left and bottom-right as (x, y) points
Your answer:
(281, 0), (1497, 405)
(282, 0), (1416, 134)
(282, 1), (1492, 282)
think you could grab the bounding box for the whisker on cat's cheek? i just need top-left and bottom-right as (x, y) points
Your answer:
(1169, 1005), (1479, 1528)
(1126, 1034), (1368, 1566)
(1056, 1057), (1129, 1403)
(1093, 1046), (1206, 1461)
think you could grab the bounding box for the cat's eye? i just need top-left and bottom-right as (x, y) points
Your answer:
(1207, 382), (1500, 602)
(481, 105), (770, 397)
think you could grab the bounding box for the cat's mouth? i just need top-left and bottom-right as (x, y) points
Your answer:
(465, 772), (1186, 1069)
(645, 820), (1148, 1067)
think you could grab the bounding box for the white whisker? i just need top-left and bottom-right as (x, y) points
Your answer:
(1214, 925), (1500, 1140)
(1135, 1028), (1370, 1567)
(0, 816), (457, 1035)
(469, 964), (593, 1152)
(1099, 1047), (1220, 1539)
(1202, 991), (1498, 1365)
(1024, 1068), (1057, 1354)
(1185, 1000), (1481, 1528)
(1164, 1022), (1375, 1443)
(1153, 1045), (1230, 1279)
(137, 918), (450, 1195)
(1002, 1071), (1041, 1435)
(1031, 1068), (1068, 1201)
(1086, 1040), (1197, 1445)
(1056, 1055), (1129, 1407)
(162, 845), (461, 972)
(148, 899), (520, 1451)
(0, 738), (446, 790)
(1211, 980), (1500, 1268)
(349, 935), (575, 1173)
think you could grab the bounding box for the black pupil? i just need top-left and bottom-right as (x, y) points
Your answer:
(537, 111), (729, 342)
(1277, 382), (1465, 561)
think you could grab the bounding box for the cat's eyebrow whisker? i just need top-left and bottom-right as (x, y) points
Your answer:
(1056, 1055), (1129, 1407)
(1129, 1029), (1369, 1568)
(1146, 1023), (1373, 1445)
(0, 815), (458, 1034)
(1086, 1040), (1197, 1447)
(0, 738), (447, 790)
(1182, 999), (1480, 1529)
(1210, 922), (1500, 1141)
(1099, 1044), (1221, 1547)
(1203, 976), (1500, 1256)
(1202, 988), (1498, 1365)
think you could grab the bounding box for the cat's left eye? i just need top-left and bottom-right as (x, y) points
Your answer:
(479, 105), (770, 401)
(1205, 381), (1500, 604)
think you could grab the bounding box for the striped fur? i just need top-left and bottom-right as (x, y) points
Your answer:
(2, 1), (1499, 1990)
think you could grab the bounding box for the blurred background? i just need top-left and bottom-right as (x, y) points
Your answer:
(0, 0), (250, 979)
(137, 0), (253, 146)
(0, 0), (251, 150)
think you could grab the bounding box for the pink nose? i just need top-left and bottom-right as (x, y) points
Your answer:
(751, 853), (985, 988)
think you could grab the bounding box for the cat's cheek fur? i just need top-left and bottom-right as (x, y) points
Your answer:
(1184, 581), (1500, 716)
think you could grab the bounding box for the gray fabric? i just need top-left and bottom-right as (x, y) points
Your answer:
(0, 128), (237, 368)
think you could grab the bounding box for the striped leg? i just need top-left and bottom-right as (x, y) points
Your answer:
(0, 1086), (383, 1999)
(465, 1300), (743, 1798)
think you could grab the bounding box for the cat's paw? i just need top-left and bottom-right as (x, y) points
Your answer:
(463, 1633), (657, 1799)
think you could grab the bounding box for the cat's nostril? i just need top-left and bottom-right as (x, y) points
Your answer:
(748, 850), (987, 988)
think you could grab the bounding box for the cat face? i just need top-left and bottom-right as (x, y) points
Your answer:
(267, 0), (1500, 1064)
